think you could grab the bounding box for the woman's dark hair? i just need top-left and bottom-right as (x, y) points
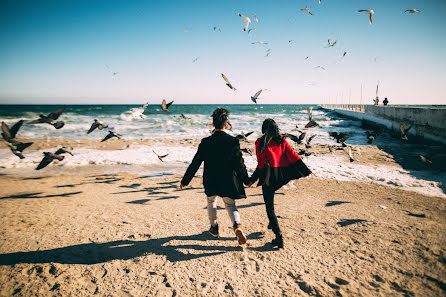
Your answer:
(212, 108), (229, 129)
(259, 118), (283, 152)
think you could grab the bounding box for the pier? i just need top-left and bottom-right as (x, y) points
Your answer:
(320, 104), (446, 145)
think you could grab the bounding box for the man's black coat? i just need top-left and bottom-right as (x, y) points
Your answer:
(181, 131), (249, 199)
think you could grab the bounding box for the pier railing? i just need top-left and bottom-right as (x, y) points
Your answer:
(320, 104), (369, 112)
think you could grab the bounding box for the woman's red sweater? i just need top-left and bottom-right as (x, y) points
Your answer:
(255, 138), (300, 169)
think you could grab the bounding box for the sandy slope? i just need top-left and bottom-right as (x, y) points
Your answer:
(0, 173), (445, 296)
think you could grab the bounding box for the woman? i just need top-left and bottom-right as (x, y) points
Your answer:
(249, 119), (312, 248)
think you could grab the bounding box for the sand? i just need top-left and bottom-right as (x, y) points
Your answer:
(0, 137), (445, 296)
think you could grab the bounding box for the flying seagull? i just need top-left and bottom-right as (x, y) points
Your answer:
(161, 99), (174, 112)
(328, 132), (351, 143)
(221, 73), (237, 91)
(87, 119), (108, 134)
(305, 135), (316, 149)
(252, 41), (268, 45)
(105, 64), (119, 76)
(305, 108), (319, 128)
(241, 148), (253, 156)
(236, 131), (254, 141)
(101, 131), (121, 142)
(327, 39), (337, 47)
(301, 6), (313, 16)
(283, 132), (306, 144)
(400, 124), (412, 141)
(251, 89), (263, 104)
(35, 152), (65, 170)
(357, 10), (374, 25)
(153, 150), (169, 162)
(192, 57), (199, 63)
(404, 9), (420, 14)
(1, 119), (32, 159)
(238, 13), (251, 32)
(29, 109), (65, 129)
(348, 146), (355, 162)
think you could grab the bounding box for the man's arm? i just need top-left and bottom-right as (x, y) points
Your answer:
(231, 139), (249, 184)
(180, 140), (205, 187)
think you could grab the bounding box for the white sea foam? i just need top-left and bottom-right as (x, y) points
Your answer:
(0, 146), (444, 198)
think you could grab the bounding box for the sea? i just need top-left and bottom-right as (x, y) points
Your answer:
(1, 104), (445, 198)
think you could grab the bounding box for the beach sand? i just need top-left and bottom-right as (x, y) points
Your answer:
(0, 139), (445, 296)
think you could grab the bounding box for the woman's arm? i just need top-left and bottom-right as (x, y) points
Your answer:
(283, 138), (301, 163)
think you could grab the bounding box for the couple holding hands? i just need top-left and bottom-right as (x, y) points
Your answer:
(180, 108), (312, 249)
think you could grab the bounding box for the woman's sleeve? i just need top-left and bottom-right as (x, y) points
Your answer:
(255, 140), (266, 169)
(284, 139), (301, 163)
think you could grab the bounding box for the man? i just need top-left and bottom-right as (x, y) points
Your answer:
(180, 108), (249, 245)
(383, 97), (389, 106)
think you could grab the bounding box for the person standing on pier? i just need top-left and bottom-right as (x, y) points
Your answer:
(383, 98), (389, 106)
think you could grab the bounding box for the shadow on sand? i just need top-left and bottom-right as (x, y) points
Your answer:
(0, 232), (263, 265)
(0, 191), (83, 200)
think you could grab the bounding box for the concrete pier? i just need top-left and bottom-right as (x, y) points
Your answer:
(320, 105), (446, 145)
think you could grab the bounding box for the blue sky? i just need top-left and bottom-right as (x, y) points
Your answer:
(0, 0), (445, 104)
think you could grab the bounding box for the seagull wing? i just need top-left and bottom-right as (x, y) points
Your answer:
(161, 99), (167, 111)
(160, 153), (169, 158)
(166, 101), (174, 109)
(1, 122), (11, 140)
(15, 141), (33, 152)
(299, 132), (307, 141)
(47, 109), (65, 121)
(307, 135), (316, 144)
(221, 73), (230, 84)
(8, 120), (24, 138)
(283, 133), (300, 143)
(101, 133), (113, 142)
(36, 154), (53, 170)
(369, 13), (373, 24)
(307, 107), (313, 121)
(87, 122), (99, 134)
(244, 131), (254, 138)
(253, 89), (262, 99)
(399, 124), (406, 136)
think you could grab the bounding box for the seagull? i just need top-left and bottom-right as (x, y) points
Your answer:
(400, 124), (412, 141)
(87, 119), (108, 134)
(105, 65), (119, 76)
(101, 131), (121, 142)
(251, 89), (263, 104)
(357, 10), (374, 25)
(365, 131), (380, 144)
(328, 132), (351, 143)
(28, 109), (65, 129)
(301, 6), (313, 16)
(327, 39), (337, 47)
(153, 150), (169, 162)
(241, 148), (253, 156)
(236, 131), (254, 141)
(404, 9), (420, 14)
(251, 41), (268, 45)
(305, 135), (316, 148)
(180, 114), (190, 120)
(239, 13), (251, 31)
(348, 146), (355, 162)
(36, 152), (65, 170)
(1, 120), (24, 143)
(161, 99), (174, 112)
(221, 73), (237, 91)
(419, 155), (432, 165)
(248, 28), (256, 34)
(305, 56), (310, 60)
(254, 14), (259, 22)
(192, 57), (199, 63)
(283, 132), (306, 144)
(213, 26), (221, 32)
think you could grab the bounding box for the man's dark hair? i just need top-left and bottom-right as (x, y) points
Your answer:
(212, 108), (229, 129)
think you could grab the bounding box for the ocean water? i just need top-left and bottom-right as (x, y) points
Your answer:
(0, 104), (367, 144)
(1, 104), (445, 198)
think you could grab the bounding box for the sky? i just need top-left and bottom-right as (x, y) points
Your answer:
(0, 0), (445, 105)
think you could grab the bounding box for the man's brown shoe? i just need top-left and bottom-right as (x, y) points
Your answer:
(233, 224), (247, 245)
